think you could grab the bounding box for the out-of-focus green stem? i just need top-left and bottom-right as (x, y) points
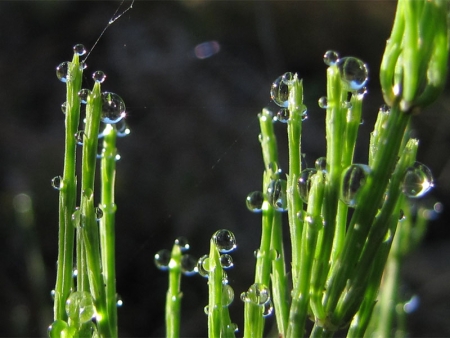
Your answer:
(55, 52), (82, 321)
(100, 124), (118, 337)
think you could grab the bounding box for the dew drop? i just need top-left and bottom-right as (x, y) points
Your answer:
(101, 92), (126, 124)
(355, 87), (367, 99)
(323, 50), (339, 66)
(275, 108), (290, 123)
(220, 254), (234, 269)
(174, 236), (190, 251)
(398, 209), (405, 221)
(204, 305), (209, 315)
(95, 207), (103, 221)
(263, 299), (274, 318)
(50, 289), (56, 300)
(71, 208), (81, 228)
(56, 61), (70, 83)
(270, 75), (290, 108)
(78, 89), (91, 104)
(402, 162), (434, 198)
(65, 291), (96, 323)
(75, 130), (85, 145)
(222, 284), (235, 307)
(226, 323), (239, 333)
(48, 319), (74, 338)
(403, 295), (420, 314)
(315, 157), (327, 171)
(72, 267), (78, 278)
(246, 191), (264, 213)
(341, 164), (371, 207)
(116, 294), (123, 307)
(116, 120), (131, 137)
(92, 71), (106, 83)
(73, 44), (87, 56)
(281, 72), (295, 85)
(212, 229), (237, 253)
(154, 249), (171, 271)
(379, 104), (390, 114)
(297, 168), (318, 203)
(222, 270), (229, 285)
(337, 57), (369, 91)
(318, 96), (328, 109)
(241, 283), (270, 306)
(51, 176), (63, 190)
(181, 254), (197, 276)
(197, 254), (210, 278)
(61, 102), (67, 114)
(267, 179), (288, 211)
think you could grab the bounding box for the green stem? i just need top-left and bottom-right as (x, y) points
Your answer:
(208, 239), (223, 338)
(55, 52), (83, 321)
(166, 244), (182, 338)
(100, 124), (118, 337)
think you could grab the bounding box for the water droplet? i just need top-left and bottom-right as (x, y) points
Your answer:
(50, 289), (56, 300)
(212, 229), (236, 253)
(341, 164), (371, 207)
(398, 209), (405, 221)
(116, 120), (131, 137)
(92, 71), (106, 83)
(315, 157), (327, 171)
(379, 104), (390, 114)
(246, 191), (264, 213)
(403, 295), (420, 314)
(263, 300), (274, 317)
(270, 75), (289, 108)
(181, 254), (197, 276)
(48, 319), (74, 338)
(65, 291), (96, 323)
(78, 89), (91, 104)
(115, 154), (121, 161)
(116, 294), (123, 307)
(267, 179), (287, 211)
(56, 61), (70, 83)
(402, 162), (434, 198)
(222, 270), (229, 285)
(197, 255), (210, 277)
(220, 254), (234, 269)
(318, 96), (328, 109)
(75, 130), (85, 145)
(226, 323), (239, 333)
(204, 305), (209, 315)
(61, 102), (67, 114)
(355, 87), (367, 99)
(241, 283), (270, 306)
(270, 249), (280, 260)
(73, 44), (87, 56)
(281, 72), (295, 85)
(174, 236), (190, 251)
(51, 176), (63, 190)
(72, 267), (78, 278)
(275, 108), (290, 123)
(101, 92), (126, 124)
(323, 50), (339, 66)
(297, 168), (318, 203)
(337, 57), (369, 91)
(222, 284), (234, 307)
(154, 249), (171, 271)
(95, 207), (103, 221)
(71, 208), (81, 228)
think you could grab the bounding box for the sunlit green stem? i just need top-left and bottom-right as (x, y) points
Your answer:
(55, 52), (82, 321)
(166, 244), (182, 338)
(100, 124), (118, 337)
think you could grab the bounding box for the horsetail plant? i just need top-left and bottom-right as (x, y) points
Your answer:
(49, 44), (128, 338)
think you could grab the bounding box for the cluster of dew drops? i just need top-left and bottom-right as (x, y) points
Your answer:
(247, 50), (435, 218)
(51, 44), (130, 192)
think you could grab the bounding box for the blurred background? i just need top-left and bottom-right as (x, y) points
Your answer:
(1, 1), (450, 336)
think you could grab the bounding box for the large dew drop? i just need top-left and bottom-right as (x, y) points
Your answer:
(323, 50), (340, 66)
(246, 191), (264, 213)
(154, 249), (171, 271)
(222, 284), (235, 307)
(270, 74), (290, 108)
(341, 164), (371, 207)
(56, 61), (70, 83)
(51, 176), (63, 190)
(65, 291), (96, 323)
(402, 162), (434, 198)
(48, 320), (75, 338)
(337, 57), (369, 91)
(101, 92), (126, 124)
(267, 179), (287, 211)
(298, 168), (318, 203)
(73, 44), (87, 56)
(220, 254), (234, 269)
(240, 283), (271, 306)
(92, 71), (106, 83)
(181, 254), (197, 276)
(213, 229), (237, 253)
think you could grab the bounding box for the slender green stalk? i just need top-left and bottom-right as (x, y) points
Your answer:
(100, 124), (119, 337)
(208, 239), (223, 338)
(55, 52), (83, 321)
(166, 244), (182, 338)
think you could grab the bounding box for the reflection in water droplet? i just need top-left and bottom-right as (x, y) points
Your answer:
(154, 249), (171, 270)
(298, 168), (318, 203)
(48, 319), (72, 338)
(78, 89), (91, 104)
(73, 44), (87, 56)
(270, 75), (290, 108)
(56, 61), (70, 83)
(92, 71), (106, 83)
(341, 164), (371, 207)
(267, 179), (288, 211)
(323, 50), (339, 66)
(174, 236), (190, 251)
(315, 157), (327, 171)
(402, 162), (434, 198)
(281, 72), (295, 85)
(65, 291), (96, 323)
(222, 284), (234, 307)
(275, 108), (290, 123)
(263, 300), (274, 317)
(194, 40), (221, 59)
(318, 96), (328, 109)
(212, 229), (237, 253)
(220, 254), (234, 269)
(241, 283), (271, 306)
(197, 255), (210, 278)
(101, 92), (126, 124)
(51, 176), (63, 190)
(337, 56), (369, 91)
(246, 191), (264, 213)
(181, 254), (197, 276)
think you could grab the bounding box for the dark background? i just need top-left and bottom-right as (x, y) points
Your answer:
(1, 1), (450, 337)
